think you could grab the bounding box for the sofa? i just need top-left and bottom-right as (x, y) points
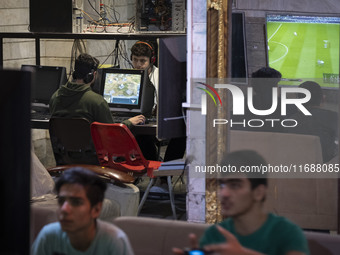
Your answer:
(113, 216), (340, 255)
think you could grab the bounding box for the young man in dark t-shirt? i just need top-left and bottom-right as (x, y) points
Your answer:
(173, 150), (309, 255)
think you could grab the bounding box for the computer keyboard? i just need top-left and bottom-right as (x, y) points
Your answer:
(112, 115), (157, 124)
(146, 117), (157, 123)
(31, 111), (51, 120)
(112, 116), (129, 123)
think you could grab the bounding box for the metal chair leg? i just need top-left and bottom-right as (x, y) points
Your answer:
(137, 178), (156, 215)
(167, 175), (177, 220)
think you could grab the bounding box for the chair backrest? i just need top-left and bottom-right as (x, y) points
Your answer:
(90, 122), (148, 175)
(49, 117), (99, 165)
(113, 216), (209, 255)
(113, 217), (340, 255)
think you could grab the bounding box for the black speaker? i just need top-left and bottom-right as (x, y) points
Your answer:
(29, 0), (73, 33)
(0, 70), (31, 255)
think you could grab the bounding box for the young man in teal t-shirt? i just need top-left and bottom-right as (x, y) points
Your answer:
(173, 150), (309, 255)
(32, 167), (134, 255)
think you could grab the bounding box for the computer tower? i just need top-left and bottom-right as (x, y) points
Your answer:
(135, 0), (186, 32)
(29, 0), (73, 32)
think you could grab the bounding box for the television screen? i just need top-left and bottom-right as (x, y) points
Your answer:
(266, 14), (340, 88)
(21, 65), (67, 106)
(99, 68), (146, 115)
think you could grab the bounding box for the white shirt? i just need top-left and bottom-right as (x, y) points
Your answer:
(149, 65), (159, 107)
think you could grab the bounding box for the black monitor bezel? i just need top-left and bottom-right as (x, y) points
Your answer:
(231, 11), (248, 85)
(99, 68), (146, 114)
(21, 64), (67, 105)
(158, 36), (187, 139)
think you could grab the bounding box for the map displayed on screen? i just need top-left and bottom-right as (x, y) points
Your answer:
(103, 73), (141, 105)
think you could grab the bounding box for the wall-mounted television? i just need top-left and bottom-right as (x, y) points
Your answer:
(266, 14), (340, 88)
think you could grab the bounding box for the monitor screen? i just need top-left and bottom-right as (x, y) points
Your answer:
(21, 65), (67, 106)
(266, 14), (340, 88)
(99, 68), (146, 115)
(158, 36), (186, 139)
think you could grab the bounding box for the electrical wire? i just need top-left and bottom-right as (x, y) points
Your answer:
(100, 44), (118, 66)
(104, 4), (120, 23)
(69, 39), (87, 80)
(87, 0), (101, 16)
(80, 6), (132, 33)
(118, 41), (133, 68)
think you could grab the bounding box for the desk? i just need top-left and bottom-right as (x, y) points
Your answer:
(130, 124), (157, 136)
(153, 159), (186, 177)
(153, 167), (185, 177)
(31, 119), (49, 129)
(31, 119), (157, 136)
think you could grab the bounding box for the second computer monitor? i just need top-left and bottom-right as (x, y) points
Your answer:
(21, 65), (67, 107)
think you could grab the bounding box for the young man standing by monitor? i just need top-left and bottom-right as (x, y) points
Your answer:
(173, 150), (309, 255)
(49, 53), (145, 126)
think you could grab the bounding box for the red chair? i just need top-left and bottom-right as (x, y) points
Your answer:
(90, 122), (161, 177)
(90, 122), (177, 218)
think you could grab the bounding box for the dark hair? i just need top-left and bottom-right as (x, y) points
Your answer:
(55, 167), (107, 207)
(251, 67), (282, 79)
(131, 41), (154, 59)
(219, 150), (268, 189)
(298, 81), (323, 106)
(251, 67), (282, 93)
(73, 53), (99, 80)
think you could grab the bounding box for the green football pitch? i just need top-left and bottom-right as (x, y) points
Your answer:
(267, 22), (339, 88)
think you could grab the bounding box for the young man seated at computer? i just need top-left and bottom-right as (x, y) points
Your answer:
(129, 41), (160, 160)
(49, 53), (145, 127)
(130, 40), (187, 175)
(131, 40), (159, 100)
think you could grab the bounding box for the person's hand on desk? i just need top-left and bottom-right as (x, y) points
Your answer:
(128, 115), (146, 125)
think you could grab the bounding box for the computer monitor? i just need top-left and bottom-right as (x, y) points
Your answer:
(21, 65), (67, 107)
(99, 68), (154, 116)
(266, 13), (340, 88)
(158, 36), (187, 139)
